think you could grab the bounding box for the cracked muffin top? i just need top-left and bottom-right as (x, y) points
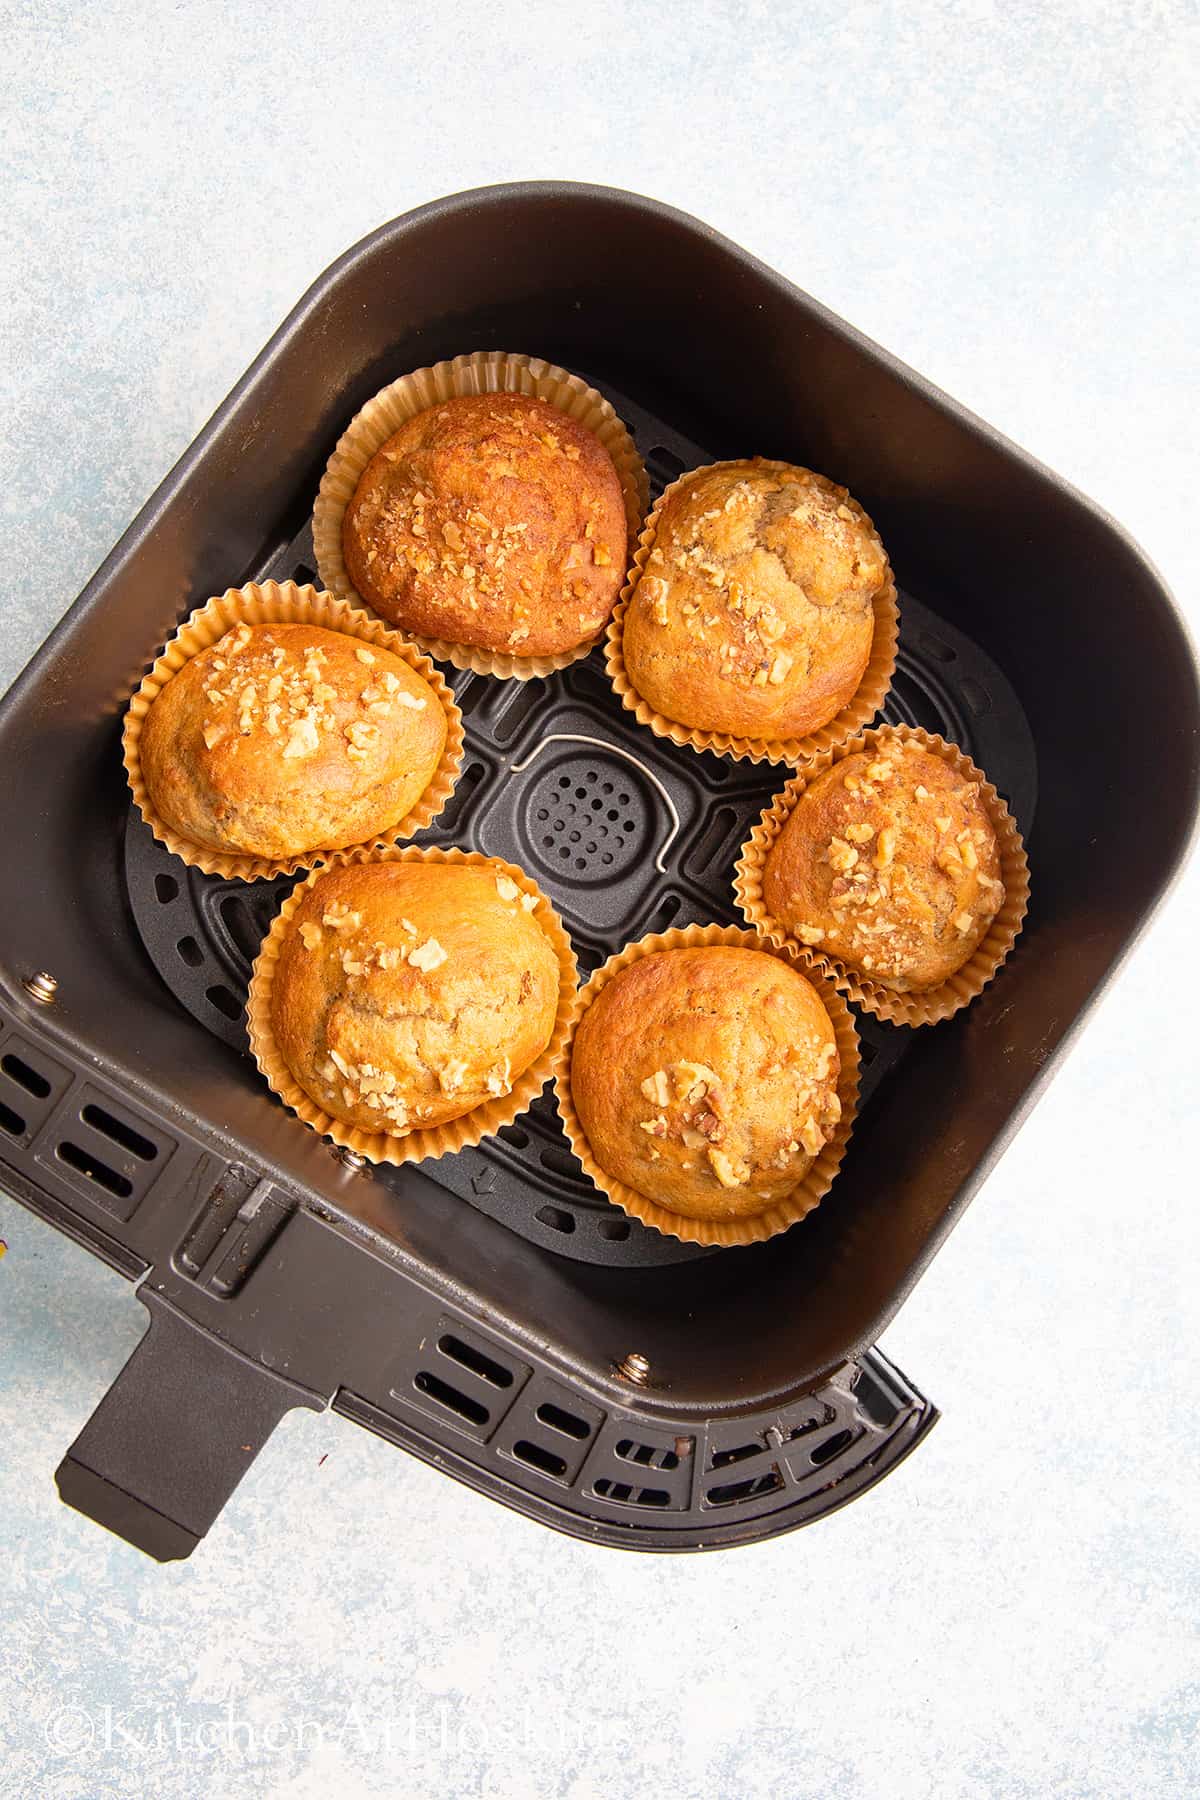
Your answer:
(341, 392), (628, 658)
(568, 946), (842, 1222)
(270, 860), (562, 1135)
(763, 734), (1004, 991)
(621, 462), (888, 741)
(138, 621), (447, 861)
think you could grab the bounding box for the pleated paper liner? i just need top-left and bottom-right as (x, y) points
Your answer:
(733, 723), (1030, 1027)
(552, 923), (860, 1249)
(605, 457), (899, 766)
(312, 350), (650, 681)
(246, 845), (578, 1167)
(122, 580), (465, 883)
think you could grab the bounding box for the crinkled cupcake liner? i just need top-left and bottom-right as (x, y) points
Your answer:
(552, 922), (860, 1247)
(122, 580), (464, 882)
(733, 722), (1030, 1026)
(605, 457), (899, 766)
(313, 350), (649, 680)
(246, 845), (578, 1165)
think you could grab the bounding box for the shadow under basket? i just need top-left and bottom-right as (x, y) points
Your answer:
(1, 184), (1196, 1560)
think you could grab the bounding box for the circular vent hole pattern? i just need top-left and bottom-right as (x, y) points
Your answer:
(525, 759), (651, 883)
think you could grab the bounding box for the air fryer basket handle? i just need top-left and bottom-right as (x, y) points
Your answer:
(55, 1290), (322, 1561)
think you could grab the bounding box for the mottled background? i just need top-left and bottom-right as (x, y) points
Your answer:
(2, 2), (1197, 1796)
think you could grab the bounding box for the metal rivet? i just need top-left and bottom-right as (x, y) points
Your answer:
(22, 971), (58, 1005)
(332, 1146), (367, 1171)
(615, 1351), (652, 1386)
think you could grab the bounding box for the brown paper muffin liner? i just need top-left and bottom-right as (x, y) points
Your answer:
(246, 845), (578, 1166)
(122, 579), (465, 883)
(312, 350), (650, 681)
(733, 723), (1030, 1026)
(605, 457), (899, 766)
(552, 922), (860, 1249)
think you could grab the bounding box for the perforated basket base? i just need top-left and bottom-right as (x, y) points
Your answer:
(124, 387), (1037, 1267)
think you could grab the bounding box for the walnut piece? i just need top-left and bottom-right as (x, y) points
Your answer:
(707, 1147), (748, 1189)
(408, 938), (447, 972)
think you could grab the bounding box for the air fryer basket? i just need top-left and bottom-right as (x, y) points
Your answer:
(1, 184), (1196, 1559)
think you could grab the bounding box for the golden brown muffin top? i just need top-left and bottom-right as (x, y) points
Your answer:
(271, 861), (562, 1135)
(138, 622), (446, 860)
(342, 393), (627, 658)
(570, 947), (841, 1221)
(763, 737), (1004, 991)
(622, 463), (886, 741)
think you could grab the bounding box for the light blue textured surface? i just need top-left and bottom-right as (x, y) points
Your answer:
(2, 3), (1198, 1796)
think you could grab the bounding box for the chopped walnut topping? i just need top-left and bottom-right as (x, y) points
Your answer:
(815, 1041), (837, 1080)
(592, 544), (611, 567)
(836, 503), (856, 522)
(520, 892), (538, 913)
(495, 875), (521, 903)
(828, 837), (860, 874)
(640, 1070), (671, 1108)
(439, 1059), (469, 1092)
(800, 1116), (826, 1157)
(680, 1125), (708, 1150)
(707, 1147), (748, 1189)
(640, 575), (670, 625)
(768, 651), (794, 685)
(375, 944), (407, 970)
(321, 904), (362, 931)
(355, 646), (376, 665)
(914, 785), (931, 802)
(484, 1060), (511, 1097)
(441, 520), (464, 550)
(796, 924), (826, 945)
(874, 826), (896, 869)
(866, 759), (893, 782)
(958, 831), (978, 869)
(202, 722), (228, 750)
(408, 938), (447, 972)
(673, 1061), (719, 1103)
(638, 1116), (668, 1138)
(283, 713), (320, 759)
(345, 719), (380, 760)
(953, 909), (975, 936)
(298, 922), (323, 951)
(935, 815), (952, 834)
(845, 822), (875, 844)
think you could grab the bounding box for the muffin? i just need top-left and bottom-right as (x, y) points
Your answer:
(762, 735), (1005, 991)
(568, 945), (844, 1223)
(138, 621), (448, 861)
(341, 392), (627, 658)
(620, 461), (890, 743)
(267, 859), (562, 1136)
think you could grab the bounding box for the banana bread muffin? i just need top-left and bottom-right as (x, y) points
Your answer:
(569, 946), (842, 1222)
(621, 462), (889, 741)
(269, 860), (562, 1136)
(763, 735), (1005, 990)
(341, 392), (627, 657)
(139, 621), (447, 860)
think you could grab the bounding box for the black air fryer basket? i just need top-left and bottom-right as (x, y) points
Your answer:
(2, 185), (1196, 1560)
